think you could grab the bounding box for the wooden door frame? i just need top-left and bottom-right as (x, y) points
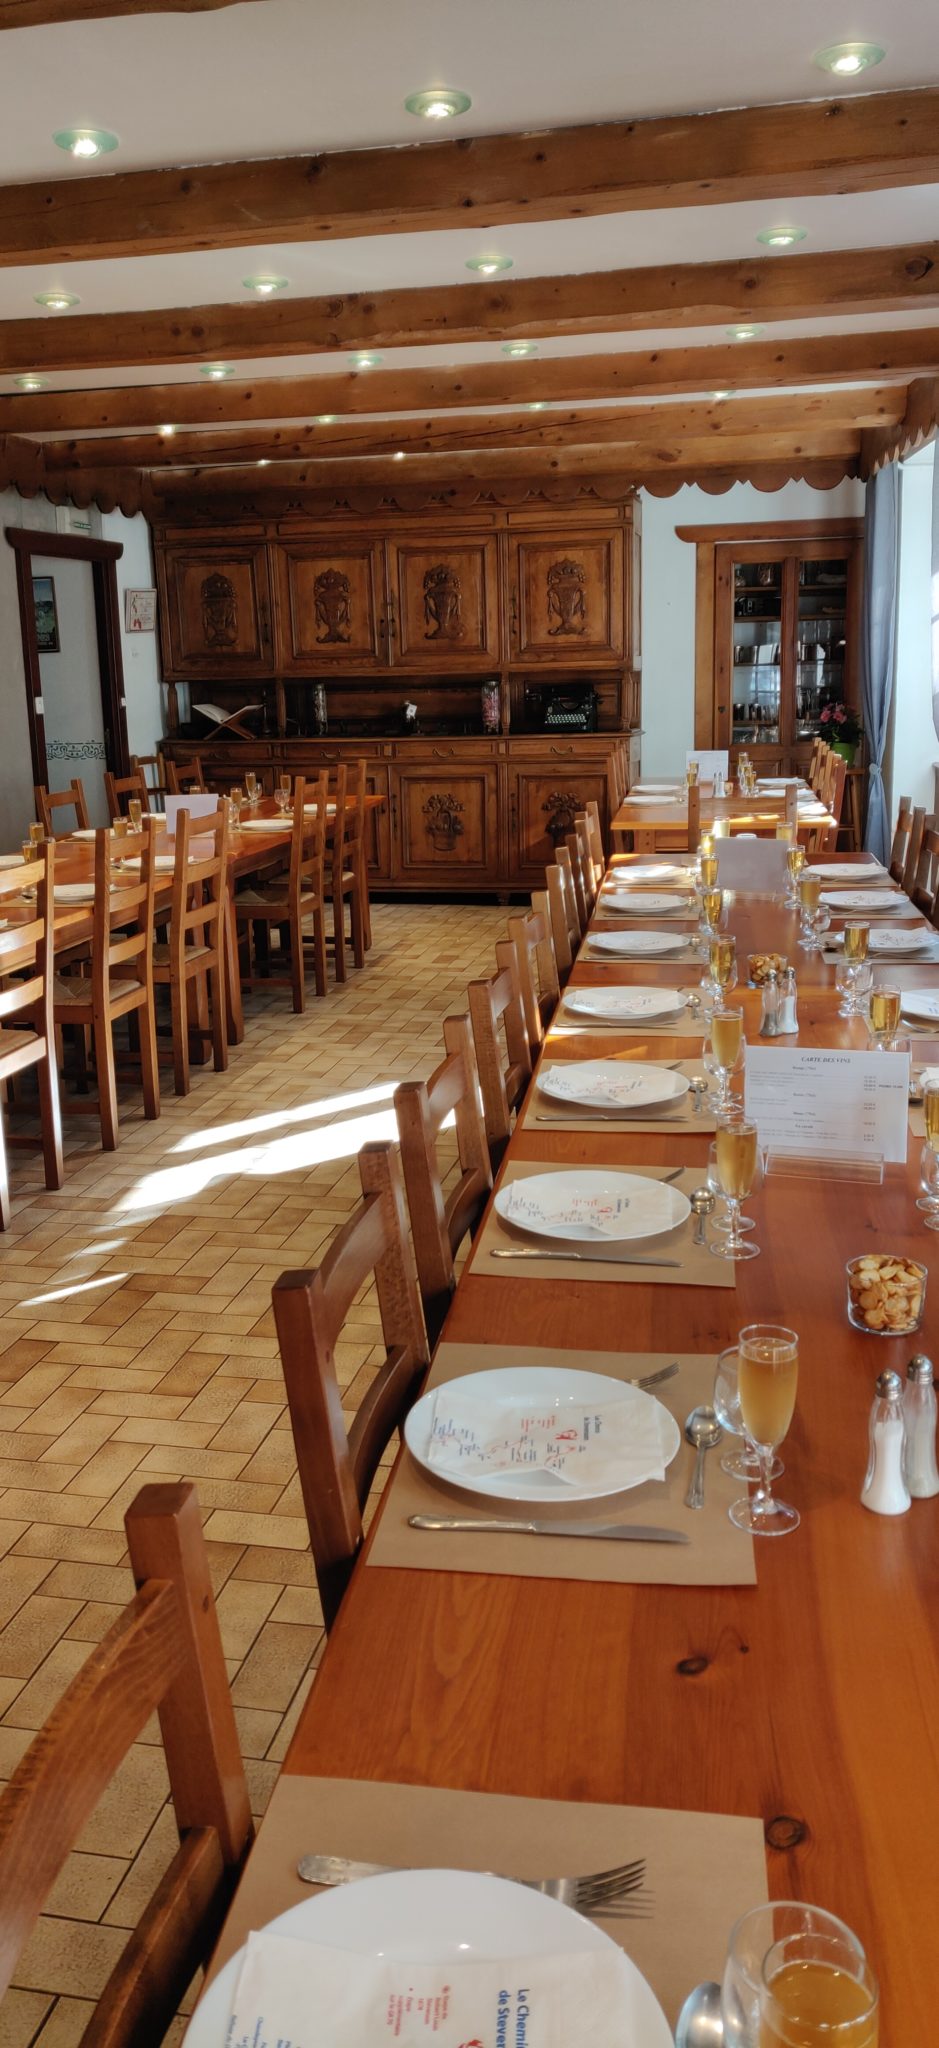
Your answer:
(5, 527), (129, 792)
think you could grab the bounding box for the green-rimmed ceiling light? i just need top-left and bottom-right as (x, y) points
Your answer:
(35, 290), (79, 311)
(393, 449), (406, 461)
(528, 401), (546, 411)
(502, 340), (538, 359)
(316, 414), (337, 424)
(711, 390), (733, 401)
(257, 459), (270, 467)
(350, 352), (382, 370)
(15, 374), (46, 391)
(200, 362), (234, 380)
(466, 253), (513, 277)
(757, 226), (807, 248)
(813, 41), (885, 75)
(728, 324), (764, 342)
(53, 127), (119, 159)
(405, 87), (471, 120)
(159, 424), (176, 436)
(243, 274), (289, 297)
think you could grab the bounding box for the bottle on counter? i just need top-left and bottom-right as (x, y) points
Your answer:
(903, 1356), (939, 1499)
(861, 1371), (911, 1516)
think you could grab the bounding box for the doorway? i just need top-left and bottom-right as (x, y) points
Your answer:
(5, 528), (130, 825)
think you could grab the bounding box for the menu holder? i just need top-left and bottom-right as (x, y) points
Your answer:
(765, 1148), (885, 1185)
(744, 1046), (910, 1166)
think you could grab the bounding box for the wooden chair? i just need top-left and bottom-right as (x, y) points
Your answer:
(105, 766), (151, 819)
(394, 1015), (492, 1347)
(235, 774), (329, 1012)
(53, 825), (160, 1150)
(0, 844), (64, 1229)
(272, 1142), (429, 1631)
(33, 779), (89, 837)
(468, 942), (532, 1172)
(564, 831), (590, 930)
(327, 764), (366, 981)
(808, 739), (826, 792)
(556, 845), (587, 938)
(543, 865), (577, 979)
(348, 755), (373, 951)
(889, 797), (913, 884)
(584, 798), (605, 876)
(507, 907), (560, 1049)
(165, 757), (206, 796)
(0, 1481), (252, 2048)
(532, 883), (569, 989)
(152, 807), (229, 1095)
(903, 806), (927, 897)
(910, 821), (939, 917)
(132, 753), (168, 806)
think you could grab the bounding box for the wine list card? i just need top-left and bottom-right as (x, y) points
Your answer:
(744, 1046), (910, 1164)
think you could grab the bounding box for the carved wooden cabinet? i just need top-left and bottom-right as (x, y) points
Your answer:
(508, 530), (626, 664)
(391, 747), (500, 882)
(507, 743), (615, 883)
(158, 542), (275, 678)
(274, 539), (386, 672)
(387, 537), (501, 669)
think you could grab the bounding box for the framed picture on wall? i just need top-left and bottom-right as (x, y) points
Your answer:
(124, 588), (157, 633)
(32, 575), (60, 653)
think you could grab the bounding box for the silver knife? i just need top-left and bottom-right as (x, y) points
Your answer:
(409, 1515), (689, 1544)
(490, 1248), (681, 1267)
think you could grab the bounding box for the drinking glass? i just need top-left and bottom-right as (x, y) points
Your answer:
(127, 798), (143, 832)
(245, 771), (259, 805)
(707, 1137), (758, 1235)
(729, 1323), (799, 1532)
(723, 1904), (866, 2048)
(713, 1344), (782, 1481)
(785, 844), (806, 908)
(111, 816), (130, 839)
(701, 885), (724, 934)
(20, 838), (39, 864)
(698, 831), (715, 860)
(28, 820), (44, 846)
(709, 933), (737, 1001)
(699, 853), (719, 890)
(710, 1110), (760, 1262)
(707, 1005), (744, 1110)
(229, 787), (243, 822)
(274, 781), (291, 814)
(916, 1141), (939, 1228)
(686, 759), (699, 788)
(867, 984), (901, 1052)
(761, 1929), (878, 2047)
(798, 872), (823, 951)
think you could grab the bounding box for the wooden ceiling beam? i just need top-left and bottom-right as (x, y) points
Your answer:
(860, 374), (939, 474)
(0, 428), (146, 512)
(6, 243), (939, 373)
(42, 388), (905, 472)
(0, 89), (937, 266)
(0, 0), (264, 23)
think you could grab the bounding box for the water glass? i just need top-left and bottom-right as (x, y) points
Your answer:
(729, 1323), (799, 1534)
(245, 771), (259, 805)
(707, 1138), (758, 1235)
(127, 798), (143, 832)
(917, 1142), (939, 1229)
(723, 1904), (866, 2048)
(761, 1928), (878, 2046)
(837, 957), (873, 1019)
(713, 1344), (782, 1482)
(28, 821), (44, 846)
(20, 838), (39, 864)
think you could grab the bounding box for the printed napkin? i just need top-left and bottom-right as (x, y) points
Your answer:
(426, 1384), (666, 1487)
(225, 1932), (636, 2046)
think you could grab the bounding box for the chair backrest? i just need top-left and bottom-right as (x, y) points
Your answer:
(132, 754), (168, 802)
(341, 757), (367, 857)
(468, 942), (532, 1171)
(90, 823), (158, 1007)
(0, 844), (55, 1047)
(911, 820), (939, 915)
(889, 796), (913, 884)
(394, 1015), (492, 1347)
(166, 805), (229, 963)
(903, 806), (927, 896)
(289, 771), (329, 895)
(33, 778), (89, 836)
(808, 738), (825, 791)
(272, 1142), (429, 1631)
(544, 864), (576, 976)
(105, 767), (151, 819)
(532, 883), (570, 988)
(564, 831), (590, 929)
(821, 752), (847, 850)
(0, 1481), (251, 2046)
(507, 907), (560, 1048)
(583, 798), (605, 874)
(165, 756), (206, 795)
(556, 845), (587, 938)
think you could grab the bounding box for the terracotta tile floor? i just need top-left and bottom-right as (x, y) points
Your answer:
(0, 899), (507, 2047)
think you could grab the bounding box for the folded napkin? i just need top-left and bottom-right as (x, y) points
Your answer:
(500, 1175), (679, 1238)
(227, 1931), (635, 2046)
(543, 1068), (676, 1108)
(427, 1384), (665, 1488)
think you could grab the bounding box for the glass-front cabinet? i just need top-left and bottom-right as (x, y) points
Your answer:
(715, 536), (861, 770)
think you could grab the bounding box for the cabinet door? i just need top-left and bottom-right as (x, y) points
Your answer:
(509, 762), (610, 883)
(392, 765), (499, 881)
(274, 540), (386, 671)
(160, 543), (274, 676)
(388, 537), (501, 667)
(510, 530), (625, 663)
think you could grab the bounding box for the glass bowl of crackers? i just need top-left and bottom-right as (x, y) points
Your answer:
(747, 951), (788, 988)
(846, 1254), (927, 1336)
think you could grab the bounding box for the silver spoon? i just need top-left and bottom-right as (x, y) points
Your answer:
(675, 1981), (724, 2047)
(684, 1404), (723, 1510)
(690, 1187), (715, 1244)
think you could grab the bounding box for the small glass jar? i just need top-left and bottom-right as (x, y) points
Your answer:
(846, 1256), (927, 1337)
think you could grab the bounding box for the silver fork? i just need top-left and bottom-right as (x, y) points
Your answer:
(296, 1853), (647, 1916)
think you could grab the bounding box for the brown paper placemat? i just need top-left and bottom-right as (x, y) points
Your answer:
(205, 1776), (768, 2033)
(370, 1344), (755, 1587)
(471, 1162), (735, 1289)
(521, 1058), (718, 1135)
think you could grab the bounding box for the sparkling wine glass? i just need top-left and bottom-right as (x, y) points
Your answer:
(708, 933), (737, 1003)
(723, 1904), (866, 2048)
(729, 1322), (799, 1532)
(785, 843), (806, 908)
(274, 777), (291, 814)
(127, 798), (143, 832)
(713, 1344), (783, 1482)
(245, 771), (259, 806)
(699, 852), (719, 890)
(710, 1109), (760, 1261)
(867, 984), (902, 1051)
(798, 871), (823, 950)
(707, 1137), (759, 1235)
(917, 1140), (939, 1228)
(707, 1006), (744, 1111)
(761, 1928), (878, 2047)
(838, 922), (871, 1015)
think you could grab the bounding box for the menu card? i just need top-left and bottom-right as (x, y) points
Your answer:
(744, 1046), (911, 1163)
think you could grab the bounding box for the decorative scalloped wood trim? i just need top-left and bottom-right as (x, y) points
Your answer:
(0, 433), (147, 517)
(859, 375), (939, 474)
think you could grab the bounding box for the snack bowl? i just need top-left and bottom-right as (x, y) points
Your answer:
(747, 951), (788, 988)
(846, 1255), (926, 1336)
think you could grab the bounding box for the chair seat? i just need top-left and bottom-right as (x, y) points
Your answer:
(236, 885), (320, 915)
(0, 1028), (40, 1062)
(53, 973), (143, 1009)
(152, 942), (212, 969)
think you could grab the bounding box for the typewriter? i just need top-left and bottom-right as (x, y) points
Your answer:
(537, 684), (599, 732)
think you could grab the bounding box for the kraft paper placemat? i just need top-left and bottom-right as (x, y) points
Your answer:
(204, 1776), (769, 2034)
(369, 1344), (755, 1588)
(520, 1057), (718, 1135)
(470, 1161), (735, 1289)
(554, 1001), (707, 1039)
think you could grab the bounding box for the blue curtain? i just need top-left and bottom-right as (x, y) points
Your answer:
(931, 443), (939, 743)
(860, 464), (899, 863)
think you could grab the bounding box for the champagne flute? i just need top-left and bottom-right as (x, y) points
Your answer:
(916, 1142), (939, 1229)
(702, 885), (724, 934)
(709, 933), (737, 1002)
(20, 838), (39, 864)
(245, 770), (259, 805)
(761, 1929), (878, 2047)
(798, 871), (822, 950)
(28, 820), (44, 846)
(838, 921), (870, 1015)
(729, 1322), (799, 1532)
(708, 1137), (758, 1235)
(127, 798), (143, 832)
(274, 774), (292, 815)
(699, 853), (719, 890)
(713, 1344), (782, 1481)
(723, 1905), (867, 2048)
(710, 1109), (759, 1261)
(686, 758), (699, 787)
(867, 984), (901, 1052)
(785, 843), (806, 908)
(708, 1006), (744, 1111)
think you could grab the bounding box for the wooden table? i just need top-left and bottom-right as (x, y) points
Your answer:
(213, 857), (939, 2039)
(611, 790), (835, 853)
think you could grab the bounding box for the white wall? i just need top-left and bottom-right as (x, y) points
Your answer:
(34, 551), (111, 827)
(639, 478), (866, 777)
(101, 508), (164, 761)
(884, 445), (936, 821)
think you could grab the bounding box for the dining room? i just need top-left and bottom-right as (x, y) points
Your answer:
(0, 1), (937, 2043)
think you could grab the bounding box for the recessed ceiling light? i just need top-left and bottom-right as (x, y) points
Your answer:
(757, 226), (807, 248)
(727, 324), (764, 342)
(53, 127), (119, 159)
(710, 390), (733, 401)
(316, 414), (337, 425)
(35, 290), (79, 311)
(159, 424), (176, 436)
(404, 87), (471, 120)
(243, 275), (289, 296)
(465, 254), (513, 277)
(502, 341), (538, 359)
(15, 374), (46, 391)
(528, 401), (546, 411)
(393, 450), (406, 461)
(350, 352), (382, 370)
(257, 459), (270, 467)
(200, 363), (234, 380)
(813, 41), (885, 75)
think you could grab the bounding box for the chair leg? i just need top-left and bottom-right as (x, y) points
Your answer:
(170, 975), (190, 1096)
(94, 1005), (120, 1151)
(349, 880), (366, 970)
(357, 850), (373, 950)
(0, 1103), (11, 1230)
(332, 876), (347, 983)
(289, 910), (305, 1014)
(311, 904), (328, 999)
(37, 1052), (64, 1191)
(138, 992), (161, 1121)
(208, 959), (229, 1072)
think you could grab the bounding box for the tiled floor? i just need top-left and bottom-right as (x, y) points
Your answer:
(0, 899), (507, 2047)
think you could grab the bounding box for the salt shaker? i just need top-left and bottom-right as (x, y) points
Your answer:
(777, 966), (799, 1035)
(903, 1355), (939, 1499)
(861, 1370), (911, 1516)
(759, 969), (780, 1038)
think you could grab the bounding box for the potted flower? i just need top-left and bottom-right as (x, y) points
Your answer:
(818, 702), (862, 766)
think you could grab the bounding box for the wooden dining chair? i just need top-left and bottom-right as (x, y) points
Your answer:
(889, 796), (913, 884)
(53, 824), (160, 1150)
(556, 845), (587, 939)
(543, 864), (577, 978)
(152, 806), (229, 1095)
(105, 766), (151, 819)
(0, 1481), (252, 2048)
(327, 765), (366, 981)
(564, 831), (590, 930)
(235, 773), (329, 1011)
(808, 738), (825, 792)
(394, 1014), (492, 1347)
(272, 1142), (429, 1631)
(532, 883), (570, 989)
(584, 798), (605, 875)
(33, 778), (90, 837)
(507, 906), (560, 1048)
(468, 942), (532, 1171)
(165, 756), (206, 796)
(0, 844), (64, 1229)
(349, 755), (373, 951)
(910, 820), (939, 916)
(903, 806), (927, 898)
(132, 753), (168, 806)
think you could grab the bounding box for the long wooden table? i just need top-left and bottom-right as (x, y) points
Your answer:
(209, 855), (938, 2041)
(612, 789), (836, 853)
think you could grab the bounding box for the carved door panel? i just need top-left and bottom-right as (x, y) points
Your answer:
(387, 538), (501, 667)
(509, 531), (625, 663)
(509, 765), (610, 882)
(392, 766), (499, 880)
(160, 544), (274, 677)
(273, 540), (386, 671)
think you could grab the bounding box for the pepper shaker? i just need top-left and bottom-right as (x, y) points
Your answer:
(759, 969), (780, 1038)
(903, 1355), (939, 1499)
(861, 1370), (911, 1516)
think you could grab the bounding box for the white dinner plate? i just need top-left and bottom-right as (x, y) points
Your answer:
(405, 1365), (681, 1504)
(539, 1060), (689, 1112)
(797, 803), (829, 818)
(590, 928), (689, 956)
(236, 816), (292, 832)
(806, 863), (886, 884)
(631, 782), (682, 795)
(820, 889), (903, 913)
(868, 929), (935, 955)
(600, 892), (690, 916)
(608, 862), (693, 886)
(0, 854), (26, 869)
(494, 1168), (690, 1245)
(183, 1869), (672, 2048)
(562, 985), (687, 1023)
(757, 778), (802, 788)
(901, 993), (939, 1025)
